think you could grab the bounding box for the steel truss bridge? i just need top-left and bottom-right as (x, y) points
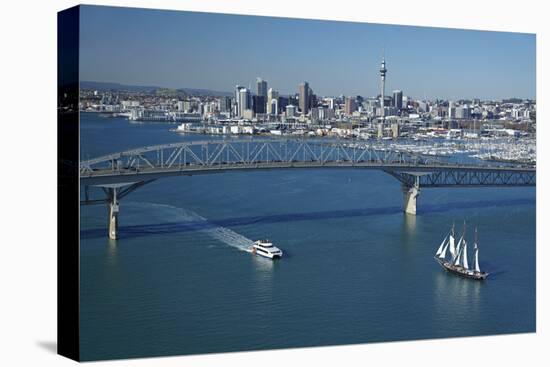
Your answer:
(79, 139), (536, 239)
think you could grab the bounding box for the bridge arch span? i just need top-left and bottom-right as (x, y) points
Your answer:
(79, 139), (535, 239)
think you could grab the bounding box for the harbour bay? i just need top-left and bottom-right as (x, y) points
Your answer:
(79, 113), (535, 361)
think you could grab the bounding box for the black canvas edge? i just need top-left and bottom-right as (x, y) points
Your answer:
(57, 5), (81, 362)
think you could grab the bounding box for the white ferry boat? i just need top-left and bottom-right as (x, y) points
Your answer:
(251, 240), (283, 259)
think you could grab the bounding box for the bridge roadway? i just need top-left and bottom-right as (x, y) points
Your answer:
(79, 139), (536, 239)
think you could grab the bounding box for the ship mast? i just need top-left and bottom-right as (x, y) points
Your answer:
(474, 227), (480, 272)
(449, 222), (456, 259)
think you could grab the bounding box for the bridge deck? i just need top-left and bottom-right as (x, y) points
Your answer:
(79, 140), (535, 187)
(80, 160), (536, 186)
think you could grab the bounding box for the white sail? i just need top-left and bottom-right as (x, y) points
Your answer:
(453, 242), (463, 266)
(436, 234), (448, 257)
(456, 235), (463, 253)
(449, 234), (456, 258)
(439, 242), (449, 259)
(452, 235), (463, 263)
(461, 240), (469, 269)
(474, 243), (480, 272)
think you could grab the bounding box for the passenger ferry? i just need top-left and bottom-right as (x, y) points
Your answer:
(251, 240), (283, 259)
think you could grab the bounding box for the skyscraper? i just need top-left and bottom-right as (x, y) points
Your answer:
(299, 82), (309, 115)
(252, 95), (266, 114)
(238, 87), (250, 117)
(270, 99), (278, 116)
(379, 57), (387, 120)
(256, 78), (267, 99)
(344, 97), (357, 116)
(393, 90), (403, 110)
(219, 96), (231, 113)
(235, 85), (244, 117)
(266, 88), (279, 114)
(286, 104), (296, 117)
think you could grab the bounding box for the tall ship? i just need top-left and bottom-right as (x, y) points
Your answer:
(434, 224), (489, 280)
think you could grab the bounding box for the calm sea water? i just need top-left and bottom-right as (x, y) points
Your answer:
(79, 113), (536, 361)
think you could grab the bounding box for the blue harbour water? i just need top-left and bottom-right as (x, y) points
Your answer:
(79, 113), (536, 361)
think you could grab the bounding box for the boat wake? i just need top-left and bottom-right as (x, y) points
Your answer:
(127, 202), (254, 253)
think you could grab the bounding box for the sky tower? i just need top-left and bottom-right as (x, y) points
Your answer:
(379, 55), (387, 121)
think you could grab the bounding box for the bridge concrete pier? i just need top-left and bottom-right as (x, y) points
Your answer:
(402, 177), (420, 215)
(107, 187), (119, 240)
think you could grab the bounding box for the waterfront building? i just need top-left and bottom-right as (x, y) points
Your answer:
(391, 123), (400, 138)
(299, 82), (310, 115)
(121, 100), (140, 109)
(176, 101), (185, 112)
(242, 108), (254, 120)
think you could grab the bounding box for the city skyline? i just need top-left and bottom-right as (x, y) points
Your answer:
(80, 5), (536, 100)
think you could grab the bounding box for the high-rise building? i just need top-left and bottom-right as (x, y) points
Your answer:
(252, 95), (266, 114)
(379, 57), (387, 120)
(270, 99), (278, 116)
(311, 107), (326, 122)
(309, 87), (316, 109)
(219, 97), (231, 113)
(299, 82), (309, 115)
(344, 97), (357, 116)
(238, 87), (250, 117)
(286, 104), (296, 117)
(256, 78), (268, 99)
(448, 102), (456, 119)
(235, 85), (244, 117)
(393, 90), (403, 109)
(455, 105), (471, 119)
(326, 98), (335, 110)
(418, 101), (429, 113)
(266, 88), (279, 114)
(278, 96), (289, 112)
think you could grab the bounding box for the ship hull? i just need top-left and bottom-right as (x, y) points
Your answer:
(435, 257), (488, 280)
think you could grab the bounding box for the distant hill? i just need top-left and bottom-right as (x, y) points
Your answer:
(80, 81), (232, 97)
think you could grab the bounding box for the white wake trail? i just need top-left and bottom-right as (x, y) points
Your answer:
(127, 202), (254, 252)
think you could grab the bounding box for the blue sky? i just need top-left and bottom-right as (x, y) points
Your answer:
(79, 5), (536, 100)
